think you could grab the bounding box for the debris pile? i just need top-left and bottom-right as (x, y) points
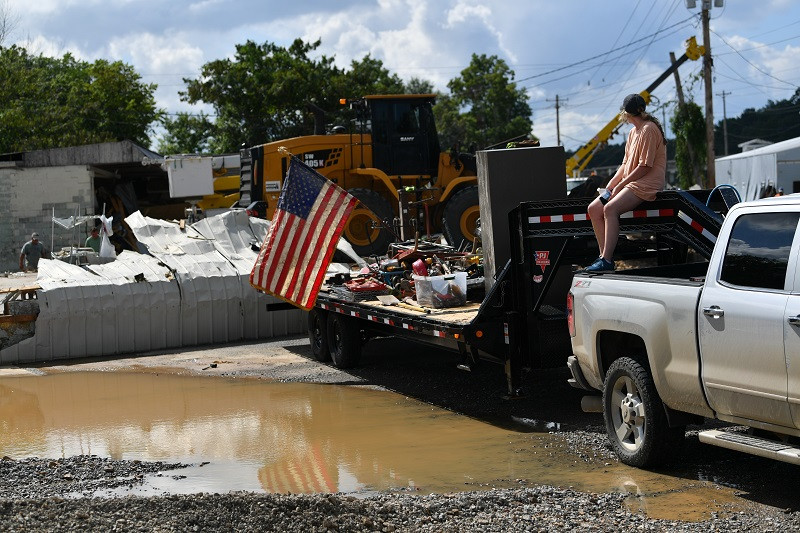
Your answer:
(325, 239), (483, 311)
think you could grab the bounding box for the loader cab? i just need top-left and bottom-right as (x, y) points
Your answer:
(365, 95), (441, 177)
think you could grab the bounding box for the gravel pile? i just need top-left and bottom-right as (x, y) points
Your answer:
(0, 456), (798, 532)
(0, 456), (188, 500)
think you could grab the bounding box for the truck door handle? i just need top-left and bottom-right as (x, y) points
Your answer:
(789, 315), (800, 326)
(702, 306), (724, 319)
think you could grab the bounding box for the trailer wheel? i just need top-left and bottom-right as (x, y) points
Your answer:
(442, 185), (479, 250)
(326, 313), (362, 368)
(602, 357), (684, 467)
(344, 188), (394, 257)
(308, 309), (330, 362)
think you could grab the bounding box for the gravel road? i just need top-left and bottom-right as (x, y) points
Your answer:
(1, 334), (799, 531)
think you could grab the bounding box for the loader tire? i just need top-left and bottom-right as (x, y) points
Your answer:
(442, 185), (479, 250)
(308, 309), (330, 362)
(326, 312), (362, 369)
(344, 188), (394, 257)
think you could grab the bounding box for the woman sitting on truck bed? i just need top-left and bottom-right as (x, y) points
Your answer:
(584, 93), (667, 273)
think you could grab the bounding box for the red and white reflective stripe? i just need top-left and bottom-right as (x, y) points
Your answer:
(619, 208), (675, 219)
(528, 213), (589, 224)
(320, 303), (331, 311)
(433, 330), (446, 338)
(350, 310), (359, 317)
(367, 314), (394, 326)
(402, 323), (414, 330)
(504, 323), (509, 345)
(530, 208), (677, 225)
(678, 210), (717, 243)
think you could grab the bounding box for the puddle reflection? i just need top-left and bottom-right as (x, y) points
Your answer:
(0, 372), (740, 520)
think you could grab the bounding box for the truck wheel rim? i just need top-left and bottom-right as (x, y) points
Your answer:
(312, 318), (323, 351)
(611, 375), (646, 452)
(345, 208), (381, 247)
(459, 206), (480, 242)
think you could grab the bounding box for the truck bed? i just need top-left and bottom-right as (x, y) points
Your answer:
(586, 260), (709, 285)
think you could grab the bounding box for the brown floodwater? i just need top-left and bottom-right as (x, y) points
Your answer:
(0, 371), (742, 520)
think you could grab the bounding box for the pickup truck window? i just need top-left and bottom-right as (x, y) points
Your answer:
(720, 212), (800, 290)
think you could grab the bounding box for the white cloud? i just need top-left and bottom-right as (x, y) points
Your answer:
(107, 32), (204, 75)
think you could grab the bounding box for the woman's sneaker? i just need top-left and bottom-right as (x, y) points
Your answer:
(584, 257), (615, 272)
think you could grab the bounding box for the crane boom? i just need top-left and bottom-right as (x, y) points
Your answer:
(565, 37), (704, 177)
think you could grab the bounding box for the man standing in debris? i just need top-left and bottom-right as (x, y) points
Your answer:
(19, 232), (50, 272)
(85, 226), (101, 253)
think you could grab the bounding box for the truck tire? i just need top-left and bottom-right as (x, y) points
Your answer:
(326, 313), (362, 369)
(344, 188), (394, 257)
(307, 309), (330, 362)
(602, 357), (684, 467)
(442, 185), (479, 250)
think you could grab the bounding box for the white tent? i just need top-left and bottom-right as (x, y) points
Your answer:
(715, 136), (800, 201)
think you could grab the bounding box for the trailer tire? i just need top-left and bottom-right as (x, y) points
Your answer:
(326, 313), (362, 369)
(344, 188), (394, 257)
(308, 309), (330, 362)
(442, 185), (479, 250)
(602, 357), (684, 467)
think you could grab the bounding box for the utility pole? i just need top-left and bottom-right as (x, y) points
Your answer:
(702, 5), (715, 187)
(547, 95), (566, 146)
(717, 90), (731, 156)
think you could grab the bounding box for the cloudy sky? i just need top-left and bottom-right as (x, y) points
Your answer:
(6, 0), (800, 152)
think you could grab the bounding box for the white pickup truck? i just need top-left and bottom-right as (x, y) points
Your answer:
(568, 194), (800, 467)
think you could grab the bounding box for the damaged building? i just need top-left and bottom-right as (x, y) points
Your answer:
(0, 140), (193, 273)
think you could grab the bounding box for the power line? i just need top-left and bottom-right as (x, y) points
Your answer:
(715, 33), (800, 56)
(515, 16), (696, 84)
(746, 18), (800, 40)
(585, 0), (643, 86)
(711, 28), (799, 88)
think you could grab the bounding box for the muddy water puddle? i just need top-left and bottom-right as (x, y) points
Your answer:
(0, 372), (741, 520)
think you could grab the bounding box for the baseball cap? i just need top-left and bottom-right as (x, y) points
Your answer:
(31, 232), (40, 238)
(621, 94), (646, 116)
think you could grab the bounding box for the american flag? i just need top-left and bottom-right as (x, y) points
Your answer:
(250, 158), (357, 310)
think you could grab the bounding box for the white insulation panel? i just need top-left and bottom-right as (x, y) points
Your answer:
(1, 210), (305, 364)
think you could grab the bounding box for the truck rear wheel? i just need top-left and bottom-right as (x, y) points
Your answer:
(602, 357), (684, 467)
(308, 309), (330, 362)
(442, 185), (479, 250)
(326, 313), (361, 369)
(344, 188), (394, 257)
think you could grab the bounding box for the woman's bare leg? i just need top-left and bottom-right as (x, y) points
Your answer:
(601, 188), (643, 260)
(587, 197), (606, 256)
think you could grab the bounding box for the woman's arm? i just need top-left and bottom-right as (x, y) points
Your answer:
(614, 164), (649, 190)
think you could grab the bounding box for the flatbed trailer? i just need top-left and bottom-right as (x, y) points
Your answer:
(308, 189), (734, 396)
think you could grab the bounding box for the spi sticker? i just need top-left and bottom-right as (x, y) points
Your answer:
(534, 251), (550, 271)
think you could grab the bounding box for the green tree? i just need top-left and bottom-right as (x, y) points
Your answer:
(405, 77), (435, 94)
(436, 54), (532, 151)
(157, 112), (215, 155)
(182, 39), (343, 152)
(337, 55), (405, 98)
(715, 88), (800, 155)
(0, 46), (161, 152)
(671, 101), (706, 189)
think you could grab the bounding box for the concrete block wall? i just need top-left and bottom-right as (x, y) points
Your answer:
(0, 166), (95, 272)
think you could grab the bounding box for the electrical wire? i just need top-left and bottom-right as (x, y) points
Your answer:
(711, 28), (799, 88)
(715, 33), (800, 56)
(515, 16), (696, 84)
(584, 0), (643, 87)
